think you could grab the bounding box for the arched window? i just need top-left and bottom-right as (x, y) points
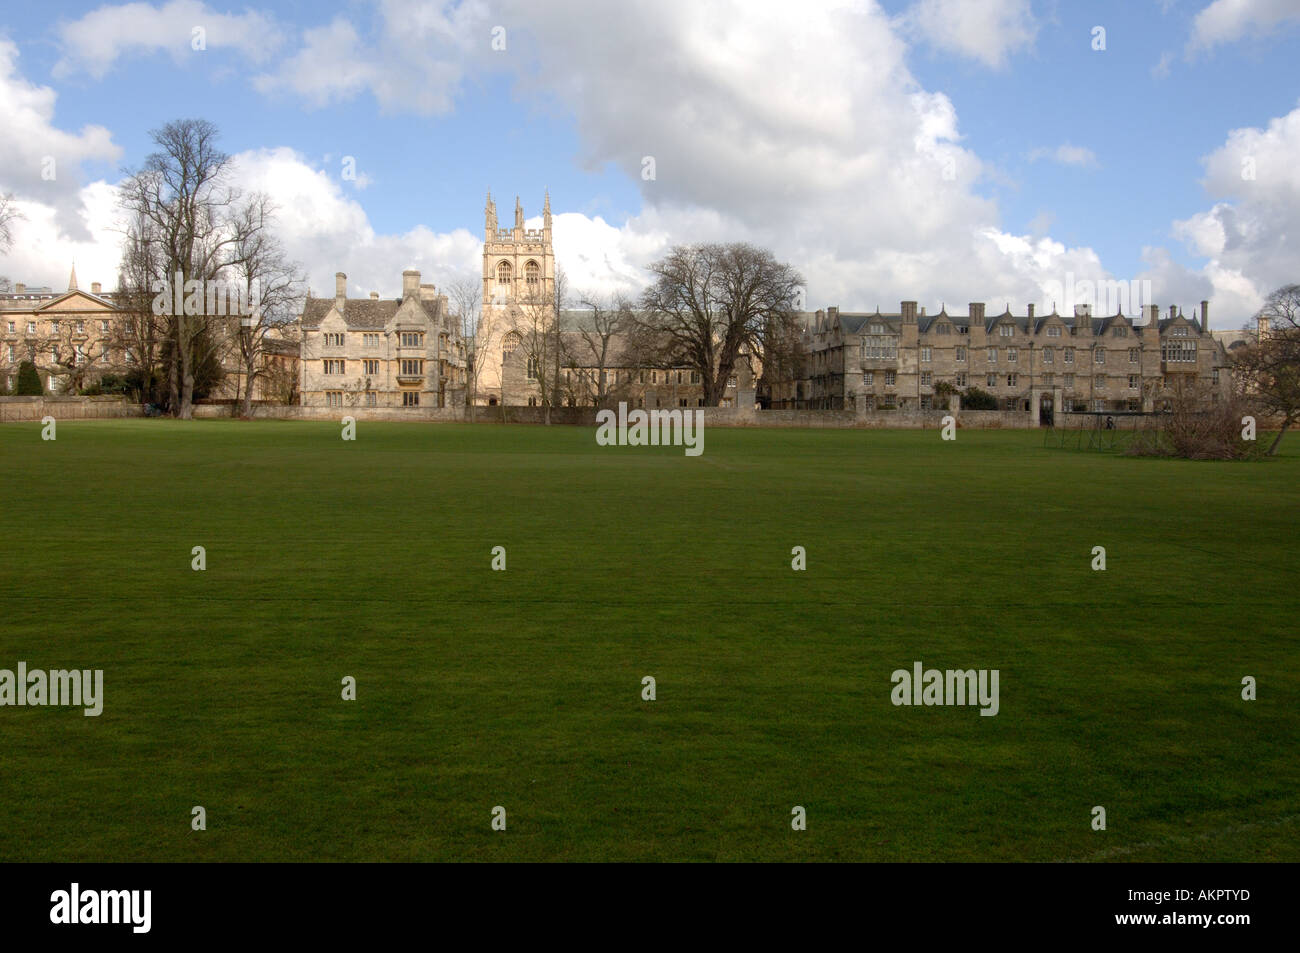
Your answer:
(497, 261), (513, 287)
(525, 260), (540, 286)
(503, 331), (521, 356)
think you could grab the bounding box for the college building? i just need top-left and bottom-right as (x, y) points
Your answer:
(298, 270), (466, 408)
(780, 300), (1229, 420)
(1, 267), (125, 392)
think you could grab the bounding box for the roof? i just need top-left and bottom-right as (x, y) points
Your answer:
(300, 296), (401, 330)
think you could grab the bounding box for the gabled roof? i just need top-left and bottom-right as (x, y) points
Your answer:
(34, 289), (118, 312)
(301, 297), (401, 330)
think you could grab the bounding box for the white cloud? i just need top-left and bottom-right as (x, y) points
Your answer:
(0, 37), (122, 245)
(899, 0), (1037, 69)
(1028, 143), (1099, 167)
(1188, 0), (1300, 50)
(54, 0), (285, 79)
(252, 2), (489, 114)
(16, 0), (1220, 326)
(1169, 102), (1300, 319)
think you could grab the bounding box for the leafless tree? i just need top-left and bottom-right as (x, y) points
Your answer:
(1, 192), (22, 293)
(575, 291), (634, 406)
(224, 200), (304, 417)
(0, 192), (19, 252)
(1232, 284), (1300, 454)
(634, 243), (804, 406)
(449, 276), (492, 416)
(515, 264), (569, 423)
(113, 213), (167, 403)
(118, 119), (275, 418)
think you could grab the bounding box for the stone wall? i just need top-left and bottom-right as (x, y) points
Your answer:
(0, 396), (141, 422)
(190, 401), (1046, 429)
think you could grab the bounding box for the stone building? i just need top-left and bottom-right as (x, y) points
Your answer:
(494, 310), (750, 409)
(299, 270), (466, 408)
(473, 191), (749, 409)
(473, 192), (557, 406)
(0, 267), (125, 392)
(786, 300), (1228, 420)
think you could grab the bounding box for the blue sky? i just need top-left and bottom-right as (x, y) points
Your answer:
(2, 0), (1298, 324)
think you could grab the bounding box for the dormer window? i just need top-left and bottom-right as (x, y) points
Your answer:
(999, 325), (1014, 337)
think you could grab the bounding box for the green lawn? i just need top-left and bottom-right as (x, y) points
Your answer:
(0, 419), (1296, 862)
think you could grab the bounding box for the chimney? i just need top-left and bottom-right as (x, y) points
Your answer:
(91, 282), (102, 295)
(1258, 315), (1271, 337)
(402, 269), (420, 300)
(1200, 300), (1209, 334)
(1145, 304), (1159, 327)
(1168, 305), (1177, 321)
(1074, 303), (1092, 318)
(335, 272), (347, 303)
(901, 301), (918, 324)
(1027, 303), (1035, 321)
(369, 292), (379, 300)
(969, 302), (985, 327)
(827, 306), (839, 330)
(14, 283), (24, 294)
(420, 282), (438, 302)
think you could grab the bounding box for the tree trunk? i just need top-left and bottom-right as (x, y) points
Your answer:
(240, 363), (254, 418)
(167, 320), (180, 415)
(179, 318), (195, 420)
(1267, 418), (1292, 455)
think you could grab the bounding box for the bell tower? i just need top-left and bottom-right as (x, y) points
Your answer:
(477, 190), (557, 403)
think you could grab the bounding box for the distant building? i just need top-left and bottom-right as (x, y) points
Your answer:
(298, 270), (466, 408)
(779, 300), (1229, 418)
(0, 267), (124, 392)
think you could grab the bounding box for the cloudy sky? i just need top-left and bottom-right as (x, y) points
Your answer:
(1, 0), (1298, 327)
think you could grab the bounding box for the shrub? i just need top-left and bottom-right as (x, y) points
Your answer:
(961, 386), (998, 410)
(14, 360), (42, 395)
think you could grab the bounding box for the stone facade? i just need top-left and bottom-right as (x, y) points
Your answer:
(299, 270), (466, 409)
(782, 300), (1229, 418)
(0, 268), (125, 393)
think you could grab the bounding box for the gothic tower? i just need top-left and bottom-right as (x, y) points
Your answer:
(476, 191), (556, 404)
(482, 191), (554, 307)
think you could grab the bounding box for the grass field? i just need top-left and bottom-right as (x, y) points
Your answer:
(1, 419), (1297, 862)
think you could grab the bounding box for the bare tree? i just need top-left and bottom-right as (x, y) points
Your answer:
(576, 291), (634, 406)
(224, 200), (304, 417)
(39, 318), (112, 393)
(0, 192), (19, 251)
(1, 192), (21, 294)
(1233, 284), (1300, 454)
(515, 265), (569, 423)
(113, 213), (166, 404)
(118, 119), (273, 418)
(634, 243), (804, 406)
(449, 277), (491, 416)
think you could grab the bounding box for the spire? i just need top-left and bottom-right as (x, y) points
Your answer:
(68, 262), (78, 292)
(543, 189), (552, 231)
(514, 196), (524, 230)
(485, 192), (497, 238)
